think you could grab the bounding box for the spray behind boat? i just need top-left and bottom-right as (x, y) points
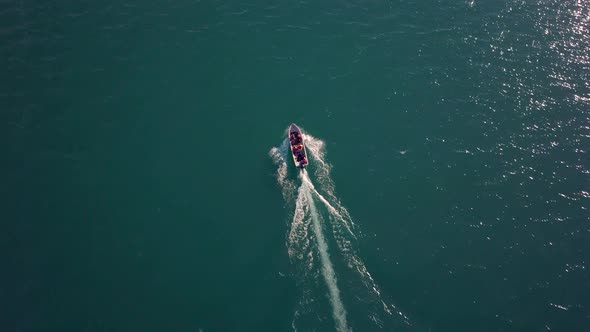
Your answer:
(270, 130), (411, 331)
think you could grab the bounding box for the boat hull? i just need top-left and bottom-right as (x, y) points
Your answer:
(288, 124), (308, 169)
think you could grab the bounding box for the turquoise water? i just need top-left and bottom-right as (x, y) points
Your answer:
(2, 0), (589, 331)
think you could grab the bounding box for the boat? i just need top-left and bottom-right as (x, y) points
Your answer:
(288, 123), (309, 169)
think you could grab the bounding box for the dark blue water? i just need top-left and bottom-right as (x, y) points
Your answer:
(2, 0), (589, 331)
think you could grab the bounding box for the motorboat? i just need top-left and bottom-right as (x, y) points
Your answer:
(288, 123), (308, 169)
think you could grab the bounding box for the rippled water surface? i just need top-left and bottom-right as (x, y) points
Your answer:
(2, 0), (588, 331)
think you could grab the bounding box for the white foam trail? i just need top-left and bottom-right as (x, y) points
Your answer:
(289, 184), (312, 266)
(270, 129), (411, 330)
(304, 134), (356, 230)
(303, 133), (401, 321)
(301, 174), (356, 239)
(301, 171), (350, 332)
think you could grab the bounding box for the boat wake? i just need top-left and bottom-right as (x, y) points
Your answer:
(269, 130), (412, 332)
(301, 170), (349, 332)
